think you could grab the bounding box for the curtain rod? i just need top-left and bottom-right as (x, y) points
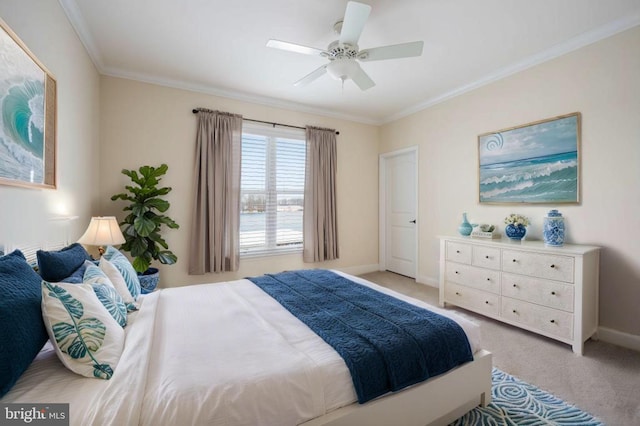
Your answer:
(191, 109), (339, 135)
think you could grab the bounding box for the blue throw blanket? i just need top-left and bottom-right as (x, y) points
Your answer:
(248, 269), (473, 403)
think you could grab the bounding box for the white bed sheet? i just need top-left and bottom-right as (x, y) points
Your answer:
(2, 271), (480, 426)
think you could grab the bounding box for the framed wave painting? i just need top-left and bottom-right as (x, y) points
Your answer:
(0, 18), (56, 189)
(478, 113), (580, 204)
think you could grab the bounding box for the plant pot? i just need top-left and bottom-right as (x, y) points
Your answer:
(505, 224), (527, 241)
(138, 267), (159, 294)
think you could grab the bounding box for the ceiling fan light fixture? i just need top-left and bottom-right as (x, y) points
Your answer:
(326, 58), (359, 81)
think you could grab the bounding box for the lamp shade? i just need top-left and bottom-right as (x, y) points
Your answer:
(77, 216), (125, 246)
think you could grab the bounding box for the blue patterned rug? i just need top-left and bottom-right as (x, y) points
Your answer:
(451, 368), (603, 425)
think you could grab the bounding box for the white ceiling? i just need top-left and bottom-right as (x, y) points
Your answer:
(60, 0), (640, 124)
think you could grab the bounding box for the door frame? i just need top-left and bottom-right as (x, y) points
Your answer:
(379, 146), (419, 277)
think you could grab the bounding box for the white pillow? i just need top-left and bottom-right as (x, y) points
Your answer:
(103, 246), (141, 300)
(41, 281), (124, 379)
(83, 261), (127, 327)
(100, 257), (138, 311)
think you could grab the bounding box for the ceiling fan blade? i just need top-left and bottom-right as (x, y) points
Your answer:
(358, 41), (424, 62)
(339, 1), (371, 46)
(350, 64), (375, 91)
(294, 65), (328, 87)
(266, 39), (327, 57)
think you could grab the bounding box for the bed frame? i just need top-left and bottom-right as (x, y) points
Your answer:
(8, 229), (493, 426)
(302, 349), (492, 426)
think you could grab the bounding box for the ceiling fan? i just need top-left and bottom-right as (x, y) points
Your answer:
(266, 1), (424, 91)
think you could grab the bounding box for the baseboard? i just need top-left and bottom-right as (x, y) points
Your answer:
(338, 264), (380, 276)
(598, 326), (640, 352)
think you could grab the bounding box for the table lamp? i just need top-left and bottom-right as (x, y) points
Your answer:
(77, 216), (125, 256)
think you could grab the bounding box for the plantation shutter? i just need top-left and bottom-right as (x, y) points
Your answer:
(240, 126), (305, 255)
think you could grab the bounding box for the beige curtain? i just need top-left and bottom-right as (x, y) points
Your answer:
(303, 126), (339, 262)
(189, 109), (243, 274)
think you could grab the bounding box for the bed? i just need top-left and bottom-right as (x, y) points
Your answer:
(1, 243), (491, 426)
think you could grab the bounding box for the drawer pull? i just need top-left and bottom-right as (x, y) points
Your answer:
(512, 259), (517, 263)
(456, 250), (460, 254)
(455, 292), (460, 296)
(485, 301), (489, 304)
(550, 319), (556, 324)
(512, 309), (517, 313)
(455, 271), (459, 274)
(485, 255), (489, 259)
(550, 264), (555, 268)
(486, 278), (491, 281)
(512, 284), (517, 288)
(551, 291), (556, 295)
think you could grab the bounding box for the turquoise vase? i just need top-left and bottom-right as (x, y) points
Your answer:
(505, 224), (527, 240)
(458, 213), (473, 236)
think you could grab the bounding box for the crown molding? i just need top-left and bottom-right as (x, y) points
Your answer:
(60, 0), (639, 126)
(383, 12), (640, 124)
(100, 66), (380, 126)
(59, 0), (104, 70)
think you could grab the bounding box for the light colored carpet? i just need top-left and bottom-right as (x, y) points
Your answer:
(360, 271), (640, 425)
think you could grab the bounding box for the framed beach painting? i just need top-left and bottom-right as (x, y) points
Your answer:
(0, 18), (56, 189)
(478, 112), (580, 204)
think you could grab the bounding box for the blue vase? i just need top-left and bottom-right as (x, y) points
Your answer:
(505, 223), (527, 240)
(458, 213), (473, 236)
(543, 209), (565, 247)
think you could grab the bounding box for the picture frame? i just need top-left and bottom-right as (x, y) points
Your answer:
(478, 112), (580, 204)
(0, 18), (56, 189)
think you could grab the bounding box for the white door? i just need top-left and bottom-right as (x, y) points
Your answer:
(382, 149), (417, 278)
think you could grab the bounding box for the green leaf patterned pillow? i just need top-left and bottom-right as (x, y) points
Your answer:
(99, 258), (138, 312)
(83, 261), (127, 327)
(41, 281), (124, 380)
(103, 246), (141, 300)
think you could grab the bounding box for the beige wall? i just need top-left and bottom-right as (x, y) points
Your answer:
(380, 27), (640, 336)
(98, 76), (380, 286)
(0, 1), (100, 248)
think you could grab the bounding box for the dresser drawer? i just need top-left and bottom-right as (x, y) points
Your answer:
(445, 283), (500, 317)
(502, 249), (574, 283)
(502, 297), (573, 340)
(446, 241), (472, 264)
(472, 246), (501, 270)
(445, 262), (501, 294)
(501, 273), (574, 312)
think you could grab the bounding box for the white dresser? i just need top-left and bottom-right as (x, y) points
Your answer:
(438, 236), (600, 355)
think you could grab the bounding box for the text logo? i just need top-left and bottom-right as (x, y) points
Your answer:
(1, 404), (68, 426)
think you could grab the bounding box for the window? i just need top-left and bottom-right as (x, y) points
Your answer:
(240, 125), (306, 256)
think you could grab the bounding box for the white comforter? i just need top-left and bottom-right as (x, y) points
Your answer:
(3, 272), (480, 426)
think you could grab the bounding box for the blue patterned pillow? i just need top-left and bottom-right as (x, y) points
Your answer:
(37, 243), (92, 282)
(83, 262), (127, 327)
(0, 250), (49, 397)
(102, 246), (140, 300)
(41, 281), (124, 379)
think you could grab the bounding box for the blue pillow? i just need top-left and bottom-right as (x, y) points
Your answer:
(37, 243), (92, 283)
(103, 246), (141, 300)
(0, 250), (49, 397)
(59, 259), (99, 284)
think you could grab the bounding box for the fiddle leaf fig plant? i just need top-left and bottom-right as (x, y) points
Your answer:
(110, 164), (179, 273)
